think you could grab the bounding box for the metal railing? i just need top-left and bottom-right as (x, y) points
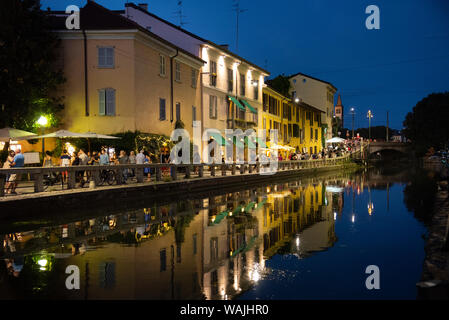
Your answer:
(0, 153), (354, 198)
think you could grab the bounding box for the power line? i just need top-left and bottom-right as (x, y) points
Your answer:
(173, 0), (188, 28)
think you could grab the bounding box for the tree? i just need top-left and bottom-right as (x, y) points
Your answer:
(266, 74), (291, 97)
(0, 0), (65, 153)
(403, 92), (449, 156)
(331, 117), (342, 137)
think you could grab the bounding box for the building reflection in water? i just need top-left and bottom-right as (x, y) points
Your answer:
(0, 175), (360, 300)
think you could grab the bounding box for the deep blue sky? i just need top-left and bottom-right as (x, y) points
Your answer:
(42, 0), (449, 130)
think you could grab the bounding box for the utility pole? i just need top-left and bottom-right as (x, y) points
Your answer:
(386, 111), (389, 142)
(232, 0), (247, 53)
(367, 110), (373, 142)
(350, 108), (355, 139)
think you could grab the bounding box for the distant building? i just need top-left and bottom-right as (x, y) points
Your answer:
(288, 72), (337, 141)
(334, 94), (344, 128)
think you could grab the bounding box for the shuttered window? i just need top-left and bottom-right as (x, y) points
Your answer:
(98, 47), (114, 68)
(159, 98), (166, 121)
(98, 88), (116, 116)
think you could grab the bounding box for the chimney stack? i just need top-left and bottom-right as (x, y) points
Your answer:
(138, 3), (148, 11)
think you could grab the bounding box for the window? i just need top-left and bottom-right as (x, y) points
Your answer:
(191, 68), (198, 88)
(99, 88), (116, 116)
(159, 98), (166, 120)
(209, 95), (217, 119)
(254, 82), (259, 100)
(292, 91), (296, 99)
(263, 118), (266, 129)
(98, 47), (114, 68)
(176, 102), (181, 121)
(192, 106), (197, 122)
(210, 238), (218, 262)
(240, 74), (245, 96)
(160, 249), (166, 272)
(193, 234), (197, 255)
(310, 128), (313, 140)
(175, 61), (181, 82)
(227, 68), (233, 92)
(315, 129), (318, 141)
(176, 245), (181, 264)
(159, 55), (166, 76)
(210, 61), (217, 87)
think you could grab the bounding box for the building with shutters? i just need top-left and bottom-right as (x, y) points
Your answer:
(48, 1), (204, 138)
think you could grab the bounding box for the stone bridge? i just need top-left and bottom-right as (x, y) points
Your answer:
(368, 142), (411, 155)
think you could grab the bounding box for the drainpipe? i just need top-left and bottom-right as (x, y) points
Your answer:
(82, 29), (89, 117)
(170, 49), (179, 124)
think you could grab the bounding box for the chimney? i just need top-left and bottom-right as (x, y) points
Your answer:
(138, 3), (148, 11)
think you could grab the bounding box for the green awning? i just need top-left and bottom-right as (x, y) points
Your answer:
(214, 210), (229, 225)
(210, 132), (230, 146)
(245, 136), (257, 149)
(241, 99), (257, 114)
(245, 201), (257, 212)
(229, 96), (245, 111)
(255, 137), (267, 148)
(232, 205), (244, 216)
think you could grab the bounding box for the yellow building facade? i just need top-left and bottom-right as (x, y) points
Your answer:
(261, 86), (324, 156)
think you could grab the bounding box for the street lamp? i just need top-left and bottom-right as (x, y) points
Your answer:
(367, 110), (373, 142)
(37, 115), (48, 157)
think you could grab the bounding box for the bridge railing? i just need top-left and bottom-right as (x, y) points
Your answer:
(0, 153), (353, 198)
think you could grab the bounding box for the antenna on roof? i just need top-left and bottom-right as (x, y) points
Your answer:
(173, 0), (188, 28)
(232, 0), (247, 53)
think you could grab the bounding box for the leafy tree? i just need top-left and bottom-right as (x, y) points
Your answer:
(266, 74), (291, 97)
(403, 92), (449, 156)
(331, 117), (342, 137)
(0, 0), (65, 150)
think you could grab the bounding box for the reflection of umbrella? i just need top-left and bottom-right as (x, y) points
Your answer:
(0, 127), (37, 141)
(326, 137), (345, 144)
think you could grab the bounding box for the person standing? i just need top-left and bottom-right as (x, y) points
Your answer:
(99, 149), (109, 166)
(129, 151), (136, 177)
(60, 150), (71, 184)
(117, 150), (129, 184)
(8, 149), (25, 195)
(3, 151), (15, 194)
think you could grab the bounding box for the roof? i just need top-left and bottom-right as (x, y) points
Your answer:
(123, 2), (270, 75)
(263, 85), (292, 101)
(288, 71), (337, 91)
(47, 1), (204, 64)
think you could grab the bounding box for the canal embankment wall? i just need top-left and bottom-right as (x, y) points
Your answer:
(0, 163), (359, 223)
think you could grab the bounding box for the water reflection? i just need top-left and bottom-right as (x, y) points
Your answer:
(0, 168), (429, 300)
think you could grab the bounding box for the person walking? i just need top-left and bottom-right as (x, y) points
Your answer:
(129, 151), (136, 177)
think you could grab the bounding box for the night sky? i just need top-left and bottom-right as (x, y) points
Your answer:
(41, 0), (449, 130)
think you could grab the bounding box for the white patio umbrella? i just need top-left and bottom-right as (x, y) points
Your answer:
(32, 130), (96, 139)
(85, 132), (121, 140)
(0, 127), (37, 141)
(326, 137), (345, 144)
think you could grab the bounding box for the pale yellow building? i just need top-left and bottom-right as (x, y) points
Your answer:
(51, 2), (204, 139)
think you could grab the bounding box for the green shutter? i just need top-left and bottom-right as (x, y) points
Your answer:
(99, 89), (106, 116)
(106, 89), (116, 116)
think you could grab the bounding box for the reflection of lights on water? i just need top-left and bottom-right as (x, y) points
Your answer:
(37, 259), (48, 267)
(352, 215), (355, 223)
(368, 203), (374, 215)
(334, 212), (337, 221)
(252, 270), (260, 282)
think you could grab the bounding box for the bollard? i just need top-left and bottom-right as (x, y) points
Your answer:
(221, 164), (227, 176)
(199, 165), (204, 178)
(185, 165), (191, 179)
(171, 165), (178, 181)
(89, 179), (96, 189)
(210, 165), (215, 177)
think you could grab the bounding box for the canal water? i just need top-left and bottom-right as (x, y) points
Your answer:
(0, 167), (432, 300)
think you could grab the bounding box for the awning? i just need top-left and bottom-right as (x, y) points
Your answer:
(232, 205), (244, 216)
(213, 210), (229, 225)
(210, 132), (230, 146)
(241, 99), (257, 114)
(255, 137), (267, 148)
(229, 96), (245, 112)
(245, 201), (257, 212)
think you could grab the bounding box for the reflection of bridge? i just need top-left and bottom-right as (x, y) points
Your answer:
(368, 142), (411, 155)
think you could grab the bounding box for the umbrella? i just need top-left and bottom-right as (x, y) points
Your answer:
(326, 137), (345, 144)
(32, 130), (96, 139)
(0, 127), (37, 141)
(85, 132), (121, 139)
